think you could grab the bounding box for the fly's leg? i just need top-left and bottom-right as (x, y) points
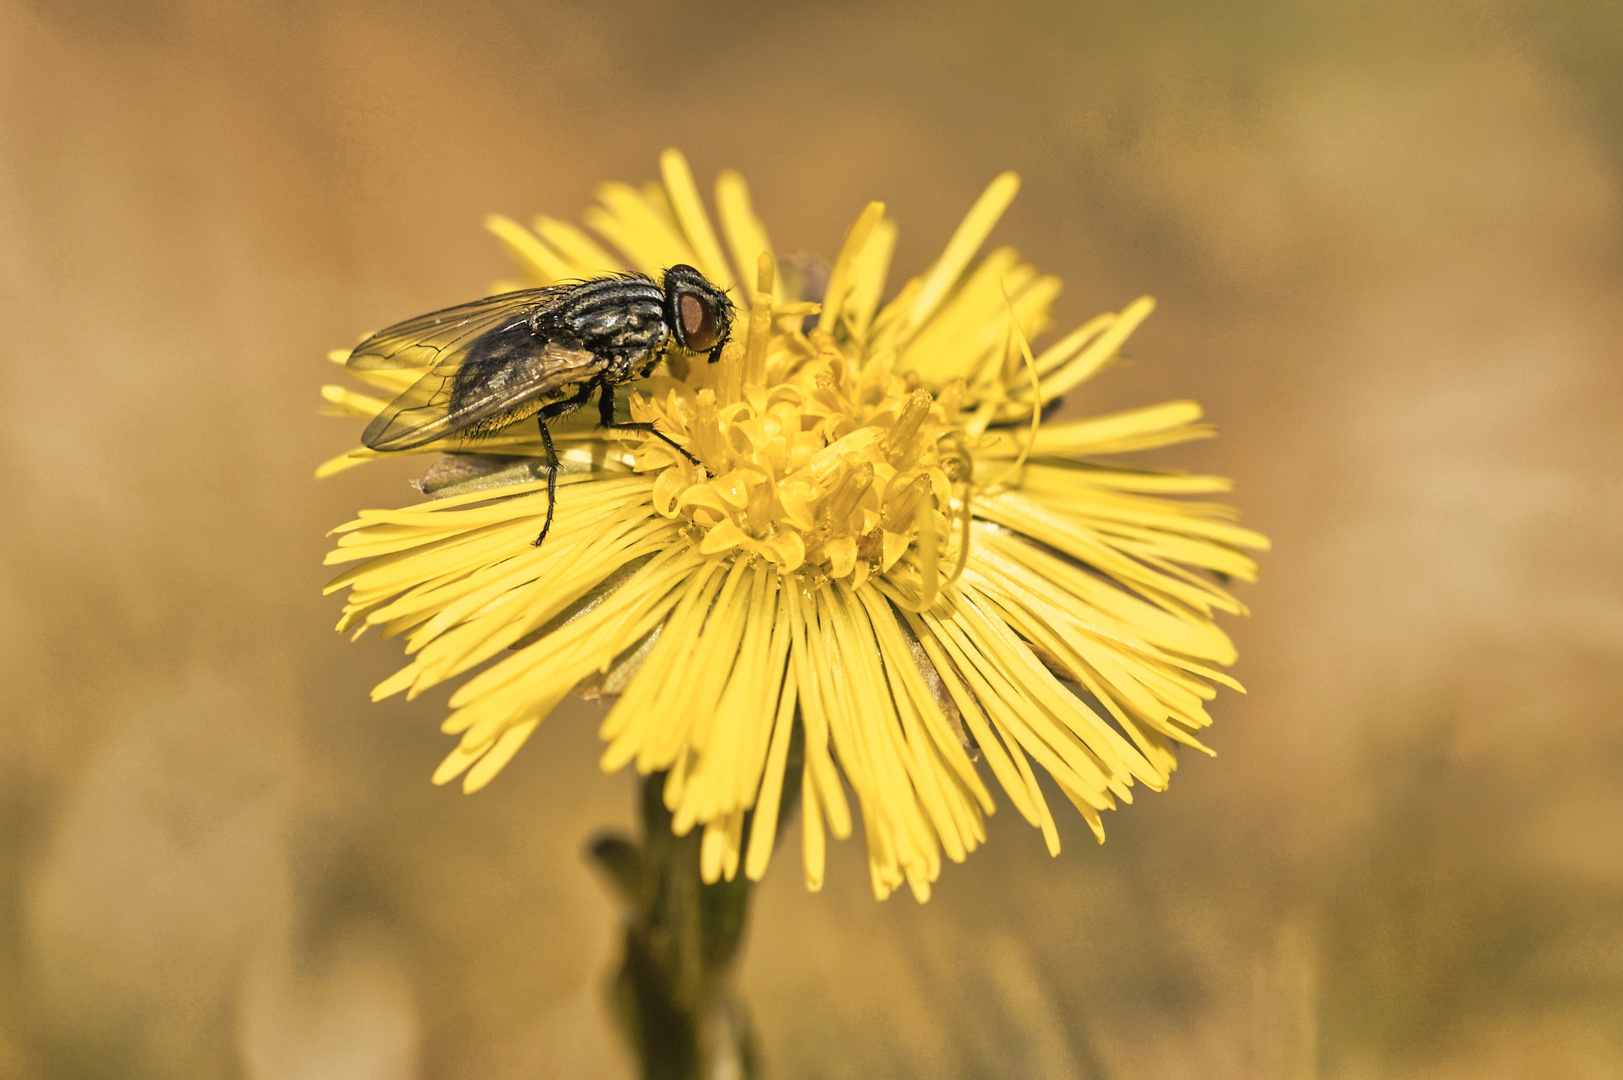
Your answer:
(532, 382), (596, 547)
(532, 416), (561, 548)
(597, 383), (705, 472)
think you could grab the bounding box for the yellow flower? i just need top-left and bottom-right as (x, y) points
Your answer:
(320, 150), (1268, 902)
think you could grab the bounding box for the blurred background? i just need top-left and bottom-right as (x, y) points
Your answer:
(3, 1), (1621, 1077)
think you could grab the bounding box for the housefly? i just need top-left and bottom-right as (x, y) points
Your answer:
(347, 264), (734, 546)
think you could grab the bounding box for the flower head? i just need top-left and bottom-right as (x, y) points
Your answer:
(321, 150), (1268, 901)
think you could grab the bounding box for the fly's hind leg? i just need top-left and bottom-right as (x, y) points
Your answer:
(532, 382), (596, 547)
(531, 416), (561, 548)
(597, 383), (705, 472)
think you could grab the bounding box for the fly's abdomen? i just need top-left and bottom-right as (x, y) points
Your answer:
(450, 321), (547, 413)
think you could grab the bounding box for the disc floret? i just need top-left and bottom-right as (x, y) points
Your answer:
(630, 276), (971, 602)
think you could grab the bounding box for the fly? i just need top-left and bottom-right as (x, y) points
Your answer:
(346, 264), (734, 547)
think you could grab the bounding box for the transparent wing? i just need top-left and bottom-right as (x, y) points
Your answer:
(346, 288), (565, 372)
(362, 339), (610, 451)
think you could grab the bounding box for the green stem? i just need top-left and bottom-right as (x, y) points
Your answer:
(589, 774), (776, 1080)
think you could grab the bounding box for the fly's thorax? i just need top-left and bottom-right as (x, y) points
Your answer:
(541, 277), (671, 373)
(599, 351), (640, 385)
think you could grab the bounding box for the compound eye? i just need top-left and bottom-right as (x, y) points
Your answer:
(677, 291), (718, 351)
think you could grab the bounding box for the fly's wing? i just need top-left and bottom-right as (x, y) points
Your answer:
(362, 339), (611, 451)
(346, 288), (564, 372)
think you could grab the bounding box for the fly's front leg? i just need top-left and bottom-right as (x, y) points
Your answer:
(532, 381), (596, 547)
(597, 383), (705, 472)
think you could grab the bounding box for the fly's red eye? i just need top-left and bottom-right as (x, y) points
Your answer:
(677, 291), (718, 351)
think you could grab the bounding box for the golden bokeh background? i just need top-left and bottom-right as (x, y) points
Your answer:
(3, 1), (1621, 1077)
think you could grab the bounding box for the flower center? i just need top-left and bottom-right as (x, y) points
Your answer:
(628, 318), (971, 594)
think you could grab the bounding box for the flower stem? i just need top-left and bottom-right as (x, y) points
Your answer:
(590, 774), (769, 1080)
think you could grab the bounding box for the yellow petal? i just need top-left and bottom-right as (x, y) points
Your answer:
(904, 171), (1020, 335)
(700, 518), (751, 554)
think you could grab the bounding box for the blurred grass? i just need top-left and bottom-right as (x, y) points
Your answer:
(1314, 722), (1623, 1078)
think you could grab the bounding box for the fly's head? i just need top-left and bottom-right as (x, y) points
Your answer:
(661, 264), (734, 364)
